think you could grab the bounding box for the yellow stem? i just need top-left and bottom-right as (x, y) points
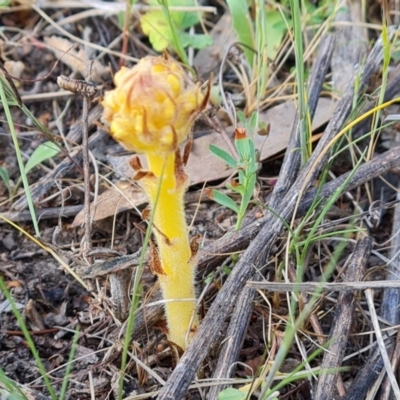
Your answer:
(143, 152), (198, 349)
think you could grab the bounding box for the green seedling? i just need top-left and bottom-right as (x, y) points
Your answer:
(140, 0), (212, 63)
(24, 141), (60, 175)
(225, 0), (291, 113)
(0, 368), (28, 400)
(11, 141), (60, 194)
(0, 165), (11, 197)
(226, 0), (255, 66)
(0, 275), (57, 400)
(218, 388), (248, 400)
(209, 126), (259, 231)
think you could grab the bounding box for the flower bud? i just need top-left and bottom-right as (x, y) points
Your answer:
(102, 55), (204, 154)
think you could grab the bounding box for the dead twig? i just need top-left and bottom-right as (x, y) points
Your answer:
(246, 279), (400, 292)
(12, 105), (104, 212)
(314, 236), (372, 400)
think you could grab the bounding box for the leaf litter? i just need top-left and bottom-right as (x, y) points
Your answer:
(0, 2), (399, 400)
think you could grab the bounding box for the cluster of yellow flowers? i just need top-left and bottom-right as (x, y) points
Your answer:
(103, 55), (204, 155)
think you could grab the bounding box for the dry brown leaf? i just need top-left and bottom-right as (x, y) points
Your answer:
(71, 181), (146, 227)
(44, 36), (109, 80)
(193, 12), (236, 79)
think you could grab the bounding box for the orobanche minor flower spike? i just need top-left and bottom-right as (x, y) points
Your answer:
(102, 55), (208, 350)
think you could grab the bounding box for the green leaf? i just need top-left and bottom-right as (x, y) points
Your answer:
(235, 136), (253, 161)
(227, 181), (246, 196)
(236, 110), (247, 126)
(141, 11), (172, 51)
(248, 111), (258, 130)
(265, 9), (288, 61)
(226, 0), (254, 65)
(0, 165), (11, 195)
(209, 144), (237, 169)
(25, 141), (60, 175)
(179, 32), (213, 49)
(222, 265), (232, 275)
(178, 8), (200, 29)
(209, 190), (239, 214)
(141, 0), (204, 52)
(218, 388), (248, 400)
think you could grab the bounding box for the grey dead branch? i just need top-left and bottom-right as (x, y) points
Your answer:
(206, 32), (335, 400)
(314, 236), (372, 400)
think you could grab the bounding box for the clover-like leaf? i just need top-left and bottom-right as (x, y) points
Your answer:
(209, 144), (237, 169)
(25, 141), (60, 175)
(140, 0), (207, 52)
(207, 189), (239, 214)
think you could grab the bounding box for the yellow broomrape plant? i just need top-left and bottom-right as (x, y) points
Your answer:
(102, 55), (207, 350)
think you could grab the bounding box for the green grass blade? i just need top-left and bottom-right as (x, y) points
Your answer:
(0, 80), (40, 237)
(0, 276), (57, 400)
(0, 165), (11, 196)
(58, 326), (80, 400)
(289, 0), (310, 164)
(159, 0), (190, 66)
(0, 367), (28, 400)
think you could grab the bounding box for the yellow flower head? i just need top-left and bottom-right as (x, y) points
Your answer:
(102, 55), (204, 154)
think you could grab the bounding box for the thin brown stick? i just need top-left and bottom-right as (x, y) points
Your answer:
(0, 205), (84, 223)
(82, 62), (94, 255)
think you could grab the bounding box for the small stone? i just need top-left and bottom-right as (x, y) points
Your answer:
(2, 233), (16, 251)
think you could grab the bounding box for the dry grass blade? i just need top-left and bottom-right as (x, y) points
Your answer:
(365, 288), (400, 399)
(0, 215), (88, 290)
